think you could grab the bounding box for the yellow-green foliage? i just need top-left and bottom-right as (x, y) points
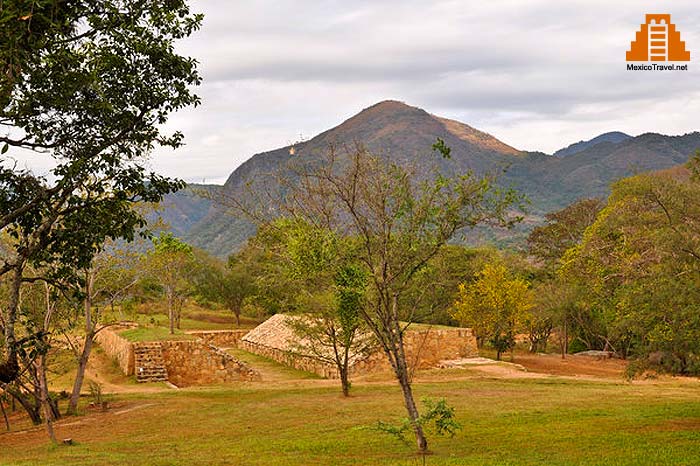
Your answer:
(451, 263), (533, 345)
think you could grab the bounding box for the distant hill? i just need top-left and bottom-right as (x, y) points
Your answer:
(154, 184), (220, 236)
(164, 101), (700, 257)
(553, 132), (632, 158)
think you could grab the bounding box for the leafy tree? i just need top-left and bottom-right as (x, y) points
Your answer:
(0, 0), (202, 383)
(452, 263), (533, 360)
(560, 161), (700, 372)
(401, 245), (502, 326)
(144, 233), (195, 334)
(229, 142), (522, 452)
(65, 240), (143, 416)
(280, 219), (374, 397)
(190, 251), (256, 327)
(234, 224), (301, 317)
(528, 198), (604, 268)
(237, 218), (373, 396)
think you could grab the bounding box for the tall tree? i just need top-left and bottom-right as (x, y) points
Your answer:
(528, 198), (604, 267)
(145, 233), (194, 334)
(190, 251), (256, 327)
(452, 263), (533, 360)
(0, 0), (202, 382)
(560, 160), (700, 370)
(276, 218), (374, 397)
(228, 143), (521, 452)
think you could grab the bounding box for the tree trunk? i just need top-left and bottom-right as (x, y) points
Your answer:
(0, 267), (22, 383)
(339, 366), (350, 397)
(66, 336), (93, 415)
(561, 312), (568, 360)
(396, 365), (428, 452)
(168, 291), (175, 334)
(388, 298), (428, 453)
(67, 272), (96, 415)
(6, 385), (41, 425)
(36, 355), (56, 443)
(1, 395), (9, 431)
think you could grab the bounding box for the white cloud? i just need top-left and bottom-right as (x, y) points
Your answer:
(21, 0), (700, 182)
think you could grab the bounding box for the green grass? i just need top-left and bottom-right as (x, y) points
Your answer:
(226, 348), (321, 381)
(3, 376), (700, 465)
(118, 326), (195, 342)
(105, 302), (261, 331)
(404, 321), (459, 331)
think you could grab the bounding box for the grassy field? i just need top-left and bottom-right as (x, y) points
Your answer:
(106, 303), (261, 332)
(2, 308), (698, 465)
(2, 365), (700, 465)
(118, 326), (196, 342)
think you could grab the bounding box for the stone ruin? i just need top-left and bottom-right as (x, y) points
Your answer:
(239, 314), (478, 379)
(95, 325), (260, 386)
(97, 315), (478, 385)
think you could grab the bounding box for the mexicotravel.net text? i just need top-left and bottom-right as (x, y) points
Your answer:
(626, 63), (689, 71)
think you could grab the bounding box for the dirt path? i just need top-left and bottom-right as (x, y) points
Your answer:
(81, 349), (171, 394)
(513, 353), (628, 379)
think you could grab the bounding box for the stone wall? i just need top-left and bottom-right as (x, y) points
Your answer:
(352, 328), (479, 374)
(185, 329), (250, 348)
(240, 323), (478, 379)
(96, 325), (259, 386)
(160, 340), (260, 387)
(95, 325), (135, 375)
(238, 340), (338, 378)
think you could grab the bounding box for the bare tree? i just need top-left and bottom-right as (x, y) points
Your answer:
(221, 142), (521, 452)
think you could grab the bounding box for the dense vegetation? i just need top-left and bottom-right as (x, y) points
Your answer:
(1, 2), (699, 461)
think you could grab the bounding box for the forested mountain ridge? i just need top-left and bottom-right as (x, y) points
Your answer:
(160, 101), (700, 257)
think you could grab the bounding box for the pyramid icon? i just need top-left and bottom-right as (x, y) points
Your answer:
(626, 14), (690, 62)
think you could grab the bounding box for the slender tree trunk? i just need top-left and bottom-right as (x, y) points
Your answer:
(6, 385), (41, 425)
(1, 394), (9, 431)
(338, 344), (351, 397)
(36, 355), (56, 443)
(339, 366), (350, 397)
(561, 311), (568, 360)
(168, 291), (174, 334)
(389, 296), (428, 453)
(67, 271), (96, 415)
(175, 300), (182, 330)
(0, 266), (22, 383)
(66, 336), (93, 415)
(395, 358), (428, 452)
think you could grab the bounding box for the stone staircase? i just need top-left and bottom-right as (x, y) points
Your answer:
(133, 342), (168, 383)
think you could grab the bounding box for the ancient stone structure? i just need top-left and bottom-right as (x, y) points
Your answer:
(96, 326), (260, 386)
(160, 340), (260, 386)
(239, 314), (478, 378)
(94, 324), (136, 375)
(184, 329), (250, 348)
(97, 315), (477, 384)
(133, 342), (168, 383)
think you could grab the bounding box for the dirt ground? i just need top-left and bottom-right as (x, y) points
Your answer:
(513, 352), (628, 379)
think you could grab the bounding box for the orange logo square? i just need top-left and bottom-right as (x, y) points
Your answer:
(626, 14), (690, 62)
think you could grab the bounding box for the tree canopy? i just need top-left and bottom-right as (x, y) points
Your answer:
(0, 0), (201, 382)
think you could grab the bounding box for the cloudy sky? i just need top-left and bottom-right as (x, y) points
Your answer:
(150, 0), (700, 183)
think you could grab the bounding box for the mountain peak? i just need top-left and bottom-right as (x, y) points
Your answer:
(322, 100), (521, 156)
(554, 131), (632, 158)
(364, 99), (416, 112)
